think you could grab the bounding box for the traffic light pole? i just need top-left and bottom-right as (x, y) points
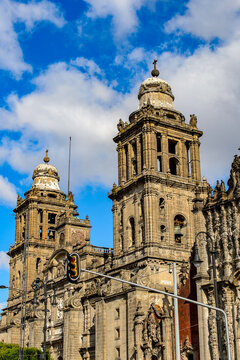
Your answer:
(79, 267), (231, 360)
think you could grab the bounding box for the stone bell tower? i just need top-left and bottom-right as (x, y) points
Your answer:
(8, 151), (90, 302)
(109, 61), (208, 264)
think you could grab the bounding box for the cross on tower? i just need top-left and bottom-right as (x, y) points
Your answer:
(151, 59), (159, 77)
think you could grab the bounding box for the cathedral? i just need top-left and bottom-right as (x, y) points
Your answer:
(0, 62), (239, 360)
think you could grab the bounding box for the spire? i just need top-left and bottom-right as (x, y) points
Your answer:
(151, 59), (159, 77)
(43, 149), (50, 164)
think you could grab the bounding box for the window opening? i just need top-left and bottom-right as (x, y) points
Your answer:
(129, 217), (135, 246)
(48, 213), (56, 224)
(48, 228), (55, 240)
(157, 156), (162, 172)
(168, 140), (177, 154)
(186, 141), (191, 176)
(115, 328), (120, 339)
(39, 210), (43, 224)
(141, 226), (145, 243)
(132, 141), (137, 175)
(120, 208), (123, 226)
(160, 225), (166, 241)
(166, 113), (176, 120)
(115, 308), (120, 319)
(174, 215), (186, 243)
(36, 258), (41, 271)
(48, 193), (57, 198)
(169, 157), (178, 175)
(157, 134), (161, 152)
(39, 226), (42, 240)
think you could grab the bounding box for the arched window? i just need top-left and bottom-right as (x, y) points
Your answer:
(129, 217), (135, 246)
(174, 214), (186, 243)
(169, 157), (179, 175)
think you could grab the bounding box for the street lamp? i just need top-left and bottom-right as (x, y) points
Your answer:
(31, 278), (57, 360)
(193, 231), (223, 359)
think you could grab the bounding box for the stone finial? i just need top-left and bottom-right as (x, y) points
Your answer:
(43, 149), (50, 163)
(151, 59), (159, 77)
(190, 114), (197, 127)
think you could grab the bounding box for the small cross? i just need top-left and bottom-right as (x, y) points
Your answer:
(151, 59), (159, 77)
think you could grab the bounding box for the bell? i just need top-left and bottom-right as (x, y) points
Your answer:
(174, 225), (183, 243)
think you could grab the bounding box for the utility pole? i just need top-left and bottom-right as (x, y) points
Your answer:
(173, 262), (181, 360)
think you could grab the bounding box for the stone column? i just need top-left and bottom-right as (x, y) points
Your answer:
(15, 215), (20, 244)
(127, 142), (132, 179)
(42, 210), (48, 240)
(96, 300), (106, 360)
(112, 202), (119, 254)
(190, 136), (201, 181)
(220, 206), (231, 278)
(63, 307), (82, 360)
(117, 142), (123, 185)
(142, 124), (148, 170)
(143, 185), (156, 244)
(133, 195), (139, 247)
(161, 131), (168, 173)
(150, 130), (157, 170)
(232, 203), (240, 261)
(134, 302), (144, 360)
(162, 315), (173, 360)
(122, 145), (126, 183)
(222, 287), (235, 360)
(136, 135), (142, 175)
(122, 200), (127, 251)
(181, 140), (188, 178)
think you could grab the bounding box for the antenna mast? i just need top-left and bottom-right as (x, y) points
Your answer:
(67, 136), (72, 195)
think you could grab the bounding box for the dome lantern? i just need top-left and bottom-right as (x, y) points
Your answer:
(138, 60), (174, 109)
(32, 150), (60, 191)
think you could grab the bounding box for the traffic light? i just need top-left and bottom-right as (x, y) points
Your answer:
(67, 252), (80, 283)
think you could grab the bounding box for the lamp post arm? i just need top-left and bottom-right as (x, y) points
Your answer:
(195, 231), (214, 252)
(80, 267), (231, 360)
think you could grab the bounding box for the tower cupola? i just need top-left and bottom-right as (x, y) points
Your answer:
(32, 150), (60, 191)
(138, 60), (174, 109)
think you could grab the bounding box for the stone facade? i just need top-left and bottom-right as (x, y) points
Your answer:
(0, 64), (238, 359)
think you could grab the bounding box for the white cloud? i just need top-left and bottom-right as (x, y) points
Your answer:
(0, 176), (18, 206)
(157, 37), (240, 184)
(0, 302), (7, 311)
(165, 0), (240, 41)
(84, 0), (156, 37)
(0, 0), (65, 77)
(0, 61), (138, 191)
(71, 57), (102, 76)
(0, 251), (10, 270)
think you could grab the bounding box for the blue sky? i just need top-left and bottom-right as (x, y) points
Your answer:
(0, 0), (240, 309)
